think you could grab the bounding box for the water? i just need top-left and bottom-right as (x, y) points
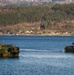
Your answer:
(0, 36), (74, 75)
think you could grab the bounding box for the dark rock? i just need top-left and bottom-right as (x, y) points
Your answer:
(0, 44), (19, 58)
(64, 46), (74, 53)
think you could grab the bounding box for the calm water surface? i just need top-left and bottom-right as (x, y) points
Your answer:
(0, 36), (74, 75)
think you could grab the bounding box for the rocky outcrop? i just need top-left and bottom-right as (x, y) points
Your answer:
(0, 44), (19, 58)
(64, 46), (74, 53)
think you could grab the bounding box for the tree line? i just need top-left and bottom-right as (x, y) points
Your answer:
(0, 3), (74, 27)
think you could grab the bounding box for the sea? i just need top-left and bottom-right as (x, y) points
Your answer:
(0, 36), (74, 75)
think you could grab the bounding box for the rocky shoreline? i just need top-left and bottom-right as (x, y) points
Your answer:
(0, 32), (74, 36)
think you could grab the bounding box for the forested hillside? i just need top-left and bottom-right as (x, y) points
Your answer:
(0, 3), (74, 35)
(0, 3), (74, 25)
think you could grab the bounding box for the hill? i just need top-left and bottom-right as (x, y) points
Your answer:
(0, 3), (74, 36)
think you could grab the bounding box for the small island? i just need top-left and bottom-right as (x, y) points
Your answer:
(64, 43), (74, 53)
(0, 44), (19, 58)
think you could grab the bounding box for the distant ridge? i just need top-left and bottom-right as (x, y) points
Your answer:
(0, 0), (74, 7)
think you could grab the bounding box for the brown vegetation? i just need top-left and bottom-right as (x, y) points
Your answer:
(0, 20), (74, 36)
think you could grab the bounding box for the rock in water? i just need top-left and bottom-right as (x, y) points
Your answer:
(64, 46), (74, 53)
(0, 44), (19, 58)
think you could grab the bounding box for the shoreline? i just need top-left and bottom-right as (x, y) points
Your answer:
(0, 34), (74, 36)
